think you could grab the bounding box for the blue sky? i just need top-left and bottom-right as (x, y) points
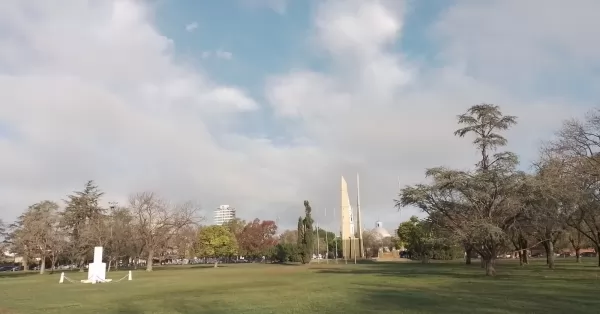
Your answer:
(154, 0), (454, 94)
(0, 0), (599, 230)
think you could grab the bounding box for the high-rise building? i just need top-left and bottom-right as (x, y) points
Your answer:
(214, 205), (236, 225)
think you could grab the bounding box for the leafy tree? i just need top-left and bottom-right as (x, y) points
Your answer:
(396, 216), (462, 262)
(396, 216), (434, 262)
(398, 104), (523, 275)
(313, 227), (335, 256)
(238, 219), (278, 259)
(272, 243), (300, 263)
(223, 218), (246, 247)
(297, 200), (314, 264)
(196, 225), (238, 267)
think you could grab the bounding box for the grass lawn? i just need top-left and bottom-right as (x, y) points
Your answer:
(1, 258), (600, 314)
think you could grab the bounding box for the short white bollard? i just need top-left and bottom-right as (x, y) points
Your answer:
(128, 270), (132, 281)
(59, 272), (65, 284)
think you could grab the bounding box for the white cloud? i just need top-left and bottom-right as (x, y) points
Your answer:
(185, 21), (198, 32)
(0, 0), (596, 232)
(240, 0), (289, 14)
(201, 49), (233, 60)
(0, 0), (299, 225)
(264, 0), (594, 227)
(215, 49), (233, 60)
(432, 0), (600, 87)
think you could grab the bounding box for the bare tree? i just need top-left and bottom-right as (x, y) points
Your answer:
(128, 192), (201, 271)
(521, 159), (573, 269)
(9, 201), (61, 274)
(278, 230), (298, 245)
(104, 206), (135, 271)
(547, 111), (600, 266)
(564, 223), (589, 263)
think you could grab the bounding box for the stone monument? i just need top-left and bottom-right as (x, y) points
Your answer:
(81, 246), (112, 284)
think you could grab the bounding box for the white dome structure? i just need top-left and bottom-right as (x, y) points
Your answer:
(372, 221), (392, 239)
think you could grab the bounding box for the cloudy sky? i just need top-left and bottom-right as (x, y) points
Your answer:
(0, 0), (598, 232)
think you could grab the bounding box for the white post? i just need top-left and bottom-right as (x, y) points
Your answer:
(128, 270), (132, 281)
(59, 272), (64, 283)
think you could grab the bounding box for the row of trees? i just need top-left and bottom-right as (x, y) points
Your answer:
(1, 183), (200, 273)
(0, 182), (287, 273)
(396, 104), (600, 276)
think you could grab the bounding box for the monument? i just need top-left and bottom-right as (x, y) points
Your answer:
(340, 175), (364, 259)
(340, 176), (353, 259)
(81, 246), (112, 284)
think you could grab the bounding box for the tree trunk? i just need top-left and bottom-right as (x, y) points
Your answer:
(543, 242), (550, 265)
(465, 246), (472, 265)
(518, 236), (529, 265)
(214, 260), (218, 268)
(50, 252), (57, 273)
(39, 255), (46, 274)
(597, 245), (600, 267)
(575, 248), (581, 263)
(518, 251), (523, 266)
(146, 250), (154, 271)
(107, 259), (112, 273)
(484, 256), (496, 276)
(480, 257), (485, 268)
(79, 257), (85, 272)
(547, 241), (555, 269)
(21, 256), (28, 271)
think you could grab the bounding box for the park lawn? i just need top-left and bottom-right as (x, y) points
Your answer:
(1, 259), (600, 314)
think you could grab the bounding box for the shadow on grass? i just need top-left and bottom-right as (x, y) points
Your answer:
(315, 259), (600, 281)
(357, 279), (600, 314)
(146, 265), (230, 271)
(316, 261), (600, 314)
(0, 271), (40, 279)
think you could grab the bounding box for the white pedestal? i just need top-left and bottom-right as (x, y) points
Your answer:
(81, 246), (112, 283)
(86, 262), (106, 282)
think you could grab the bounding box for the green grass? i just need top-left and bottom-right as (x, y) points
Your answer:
(1, 258), (600, 314)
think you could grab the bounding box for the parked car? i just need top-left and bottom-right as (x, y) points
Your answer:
(0, 266), (20, 272)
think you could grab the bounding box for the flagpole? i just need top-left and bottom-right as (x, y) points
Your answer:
(325, 208), (329, 264)
(397, 176), (402, 218)
(316, 221), (320, 264)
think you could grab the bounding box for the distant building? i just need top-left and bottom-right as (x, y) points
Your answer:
(214, 205), (236, 225)
(372, 221), (392, 239)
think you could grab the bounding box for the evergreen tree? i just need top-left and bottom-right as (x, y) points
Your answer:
(61, 180), (105, 271)
(298, 200), (314, 264)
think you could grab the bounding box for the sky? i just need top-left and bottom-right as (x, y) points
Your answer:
(0, 0), (599, 233)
